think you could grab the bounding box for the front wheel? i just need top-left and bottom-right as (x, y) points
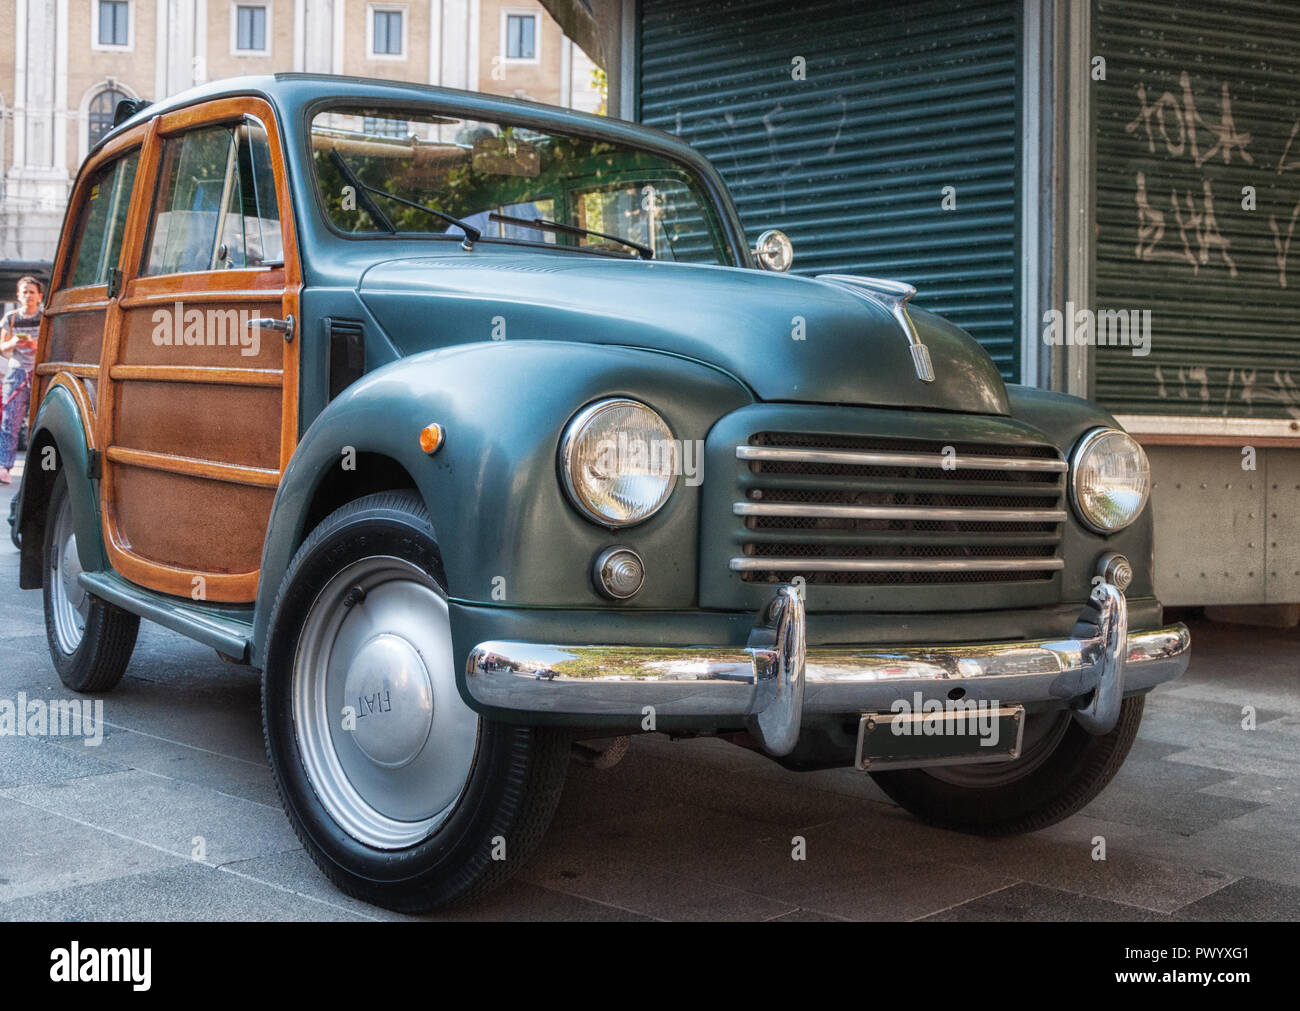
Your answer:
(262, 491), (569, 912)
(870, 696), (1144, 836)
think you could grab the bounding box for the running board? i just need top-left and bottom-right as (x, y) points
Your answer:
(78, 571), (254, 662)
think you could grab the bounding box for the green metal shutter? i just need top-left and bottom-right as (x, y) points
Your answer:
(1094, 0), (1300, 417)
(637, 0), (1023, 381)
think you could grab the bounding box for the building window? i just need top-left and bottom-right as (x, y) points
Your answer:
(370, 8), (405, 57)
(235, 5), (268, 52)
(97, 0), (130, 48)
(504, 12), (537, 61)
(362, 116), (409, 139)
(88, 88), (129, 149)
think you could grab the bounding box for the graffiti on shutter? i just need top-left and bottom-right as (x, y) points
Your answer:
(1094, 0), (1300, 418)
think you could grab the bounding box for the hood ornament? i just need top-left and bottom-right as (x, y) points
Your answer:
(817, 274), (935, 383)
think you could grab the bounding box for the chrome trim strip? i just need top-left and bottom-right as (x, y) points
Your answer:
(727, 557), (1066, 573)
(734, 502), (1068, 523)
(736, 444), (1068, 473)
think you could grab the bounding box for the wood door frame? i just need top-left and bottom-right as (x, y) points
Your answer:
(98, 96), (303, 602)
(31, 125), (150, 438)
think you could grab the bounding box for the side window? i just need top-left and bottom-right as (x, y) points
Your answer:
(67, 151), (139, 288)
(143, 119), (283, 276)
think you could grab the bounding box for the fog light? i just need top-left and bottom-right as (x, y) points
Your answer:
(594, 546), (644, 600)
(1097, 551), (1133, 591)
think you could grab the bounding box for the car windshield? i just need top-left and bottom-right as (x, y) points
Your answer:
(310, 106), (734, 265)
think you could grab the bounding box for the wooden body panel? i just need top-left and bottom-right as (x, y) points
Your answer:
(109, 467), (275, 575)
(45, 310), (111, 366)
(116, 293), (286, 369)
(114, 381), (284, 471)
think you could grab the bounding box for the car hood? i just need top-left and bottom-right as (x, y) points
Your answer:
(358, 251), (1010, 415)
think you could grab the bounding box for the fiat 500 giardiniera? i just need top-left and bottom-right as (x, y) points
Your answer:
(13, 74), (1189, 912)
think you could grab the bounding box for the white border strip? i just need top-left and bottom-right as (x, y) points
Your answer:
(1114, 414), (1300, 439)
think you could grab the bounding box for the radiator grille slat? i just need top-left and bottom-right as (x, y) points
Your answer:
(732, 431), (1066, 586)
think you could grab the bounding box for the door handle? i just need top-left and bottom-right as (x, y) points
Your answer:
(247, 314), (295, 342)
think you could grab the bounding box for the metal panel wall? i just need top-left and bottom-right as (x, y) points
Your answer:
(1093, 0), (1300, 417)
(637, 0), (1023, 380)
(1147, 445), (1300, 605)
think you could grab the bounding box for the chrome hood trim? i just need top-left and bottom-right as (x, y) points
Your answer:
(817, 273), (935, 383)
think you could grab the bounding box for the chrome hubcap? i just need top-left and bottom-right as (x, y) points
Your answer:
(343, 633), (434, 769)
(292, 556), (479, 850)
(49, 495), (88, 655)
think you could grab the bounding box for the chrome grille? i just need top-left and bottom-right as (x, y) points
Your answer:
(732, 432), (1067, 585)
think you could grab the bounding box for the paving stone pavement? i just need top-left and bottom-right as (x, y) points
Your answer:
(1, 463), (1297, 921)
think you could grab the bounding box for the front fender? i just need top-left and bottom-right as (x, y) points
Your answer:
(16, 384), (107, 588)
(251, 340), (751, 665)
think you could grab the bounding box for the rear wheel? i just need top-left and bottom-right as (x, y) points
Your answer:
(870, 697), (1144, 835)
(42, 470), (138, 692)
(262, 491), (569, 912)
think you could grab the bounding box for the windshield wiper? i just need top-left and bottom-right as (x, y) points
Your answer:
(329, 149), (394, 233)
(488, 212), (653, 260)
(329, 147), (482, 248)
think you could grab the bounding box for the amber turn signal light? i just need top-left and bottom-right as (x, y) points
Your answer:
(419, 423), (446, 455)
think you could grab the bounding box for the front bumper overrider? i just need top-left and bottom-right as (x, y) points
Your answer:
(465, 583), (1190, 757)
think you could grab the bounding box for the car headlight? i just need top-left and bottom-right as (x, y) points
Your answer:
(1070, 428), (1150, 533)
(560, 399), (678, 527)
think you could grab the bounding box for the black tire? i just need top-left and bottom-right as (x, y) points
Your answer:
(42, 470), (139, 693)
(870, 696), (1144, 836)
(262, 491), (569, 913)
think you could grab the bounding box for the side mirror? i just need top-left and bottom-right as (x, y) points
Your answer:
(754, 229), (794, 272)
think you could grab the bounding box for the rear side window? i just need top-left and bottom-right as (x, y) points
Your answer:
(143, 118), (283, 276)
(67, 150), (139, 288)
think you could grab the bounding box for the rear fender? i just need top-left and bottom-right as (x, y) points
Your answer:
(15, 382), (106, 588)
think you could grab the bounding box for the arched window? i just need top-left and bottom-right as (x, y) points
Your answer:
(88, 88), (128, 148)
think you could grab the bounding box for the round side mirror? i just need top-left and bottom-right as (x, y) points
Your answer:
(754, 229), (794, 272)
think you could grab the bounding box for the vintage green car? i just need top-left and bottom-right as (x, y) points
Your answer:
(14, 74), (1189, 912)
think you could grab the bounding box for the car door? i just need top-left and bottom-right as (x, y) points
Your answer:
(99, 98), (301, 604)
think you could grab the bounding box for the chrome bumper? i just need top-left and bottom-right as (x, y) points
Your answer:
(465, 583), (1190, 757)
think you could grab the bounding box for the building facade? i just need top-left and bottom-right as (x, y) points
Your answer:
(619, 0), (1300, 610)
(0, 0), (601, 269)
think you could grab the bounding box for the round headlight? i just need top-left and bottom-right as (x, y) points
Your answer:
(1070, 428), (1150, 533)
(560, 399), (678, 527)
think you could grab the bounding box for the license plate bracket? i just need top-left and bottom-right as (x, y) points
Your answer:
(854, 704), (1026, 771)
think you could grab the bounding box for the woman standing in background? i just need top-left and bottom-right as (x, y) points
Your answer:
(0, 276), (44, 485)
